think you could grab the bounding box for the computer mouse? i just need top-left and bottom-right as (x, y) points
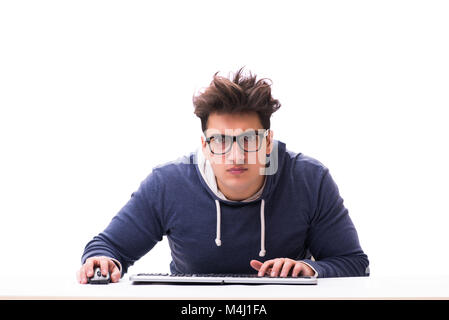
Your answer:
(88, 267), (111, 284)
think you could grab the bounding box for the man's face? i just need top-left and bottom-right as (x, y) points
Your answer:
(201, 112), (273, 199)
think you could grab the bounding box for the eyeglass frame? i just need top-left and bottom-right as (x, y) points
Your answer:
(204, 129), (270, 155)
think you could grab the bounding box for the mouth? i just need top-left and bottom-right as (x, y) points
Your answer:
(227, 167), (248, 174)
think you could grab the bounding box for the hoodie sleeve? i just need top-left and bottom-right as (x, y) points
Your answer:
(302, 168), (370, 278)
(81, 170), (165, 276)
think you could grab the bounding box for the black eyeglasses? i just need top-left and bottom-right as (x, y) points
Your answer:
(205, 130), (269, 155)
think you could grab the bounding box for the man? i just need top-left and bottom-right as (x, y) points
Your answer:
(77, 68), (369, 284)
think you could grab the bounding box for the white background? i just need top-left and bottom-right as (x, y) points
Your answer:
(1, 0), (448, 279)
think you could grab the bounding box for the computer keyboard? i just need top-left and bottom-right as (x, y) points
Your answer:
(129, 273), (317, 285)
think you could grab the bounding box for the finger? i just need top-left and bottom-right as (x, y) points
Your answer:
(100, 258), (109, 276)
(258, 260), (274, 277)
(280, 259), (295, 277)
(110, 265), (121, 283)
(250, 260), (263, 272)
(108, 260), (121, 282)
(292, 262), (305, 277)
(300, 262), (316, 276)
(108, 259), (118, 272)
(84, 257), (97, 277)
(270, 258), (285, 277)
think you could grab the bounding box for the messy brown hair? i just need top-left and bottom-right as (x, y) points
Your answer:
(193, 67), (281, 132)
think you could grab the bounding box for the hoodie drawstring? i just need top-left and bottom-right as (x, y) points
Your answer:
(215, 199), (222, 246)
(259, 199), (266, 257)
(214, 198), (266, 257)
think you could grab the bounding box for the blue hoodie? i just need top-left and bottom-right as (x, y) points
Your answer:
(82, 140), (369, 278)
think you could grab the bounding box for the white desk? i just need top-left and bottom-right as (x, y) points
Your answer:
(1, 275), (449, 299)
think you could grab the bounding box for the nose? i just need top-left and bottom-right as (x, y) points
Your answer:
(227, 141), (245, 164)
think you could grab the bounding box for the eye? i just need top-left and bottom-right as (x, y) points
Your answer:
(211, 135), (225, 144)
(243, 134), (257, 142)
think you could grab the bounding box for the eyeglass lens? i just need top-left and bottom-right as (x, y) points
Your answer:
(208, 132), (263, 154)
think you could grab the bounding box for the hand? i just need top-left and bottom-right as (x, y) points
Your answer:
(250, 258), (315, 277)
(76, 256), (121, 284)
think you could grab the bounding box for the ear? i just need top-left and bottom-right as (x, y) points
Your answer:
(201, 135), (206, 148)
(266, 130), (274, 155)
(201, 135), (209, 159)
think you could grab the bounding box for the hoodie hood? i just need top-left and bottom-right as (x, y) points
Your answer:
(193, 140), (285, 257)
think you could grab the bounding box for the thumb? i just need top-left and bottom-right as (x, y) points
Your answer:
(250, 259), (263, 271)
